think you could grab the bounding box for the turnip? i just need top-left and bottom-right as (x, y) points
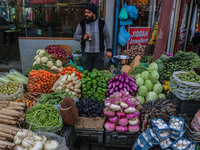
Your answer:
(129, 117), (139, 126)
(104, 121), (116, 131)
(33, 133), (43, 141)
(14, 135), (22, 145)
(43, 140), (59, 150)
(120, 102), (128, 108)
(15, 145), (27, 150)
(22, 137), (34, 148)
(109, 104), (121, 111)
(17, 129), (28, 139)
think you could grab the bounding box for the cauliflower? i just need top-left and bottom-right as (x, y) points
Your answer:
(35, 57), (41, 64)
(36, 49), (41, 55)
(56, 60), (62, 67)
(39, 49), (46, 57)
(33, 61), (37, 65)
(46, 61), (53, 68)
(51, 66), (58, 70)
(41, 57), (48, 64)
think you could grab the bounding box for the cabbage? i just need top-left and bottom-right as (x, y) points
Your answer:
(147, 62), (158, 72)
(135, 77), (144, 87)
(153, 83), (163, 94)
(158, 93), (166, 99)
(146, 91), (158, 102)
(138, 86), (148, 97)
(144, 79), (153, 91)
(136, 95), (145, 104)
(141, 71), (150, 80)
(150, 71), (160, 83)
(135, 74), (141, 79)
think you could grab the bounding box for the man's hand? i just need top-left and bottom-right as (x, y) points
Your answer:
(106, 51), (112, 58)
(83, 33), (91, 40)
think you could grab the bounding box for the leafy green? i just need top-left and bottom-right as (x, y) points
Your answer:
(135, 77), (144, 87)
(147, 62), (158, 72)
(140, 56), (153, 64)
(146, 91), (158, 102)
(25, 64), (49, 76)
(128, 64), (146, 75)
(150, 71), (160, 83)
(153, 83), (163, 94)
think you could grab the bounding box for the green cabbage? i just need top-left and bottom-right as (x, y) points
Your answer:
(147, 62), (158, 72)
(158, 93), (166, 99)
(135, 77), (144, 87)
(153, 83), (163, 94)
(136, 95), (145, 104)
(146, 91), (158, 102)
(141, 71), (150, 80)
(135, 74), (141, 79)
(150, 71), (160, 83)
(144, 79), (153, 91)
(138, 86), (148, 97)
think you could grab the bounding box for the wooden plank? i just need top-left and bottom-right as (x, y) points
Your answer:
(153, 0), (175, 61)
(18, 37), (74, 40)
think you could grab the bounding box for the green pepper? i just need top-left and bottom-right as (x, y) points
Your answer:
(94, 92), (99, 98)
(87, 91), (92, 97)
(93, 84), (98, 89)
(92, 68), (98, 72)
(83, 87), (87, 92)
(97, 87), (102, 93)
(91, 88), (96, 93)
(102, 83), (107, 88)
(82, 84), (86, 88)
(91, 96), (95, 100)
(81, 74), (87, 78)
(88, 81), (92, 86)
(98, 82), (102, 86)
(85, 77), (92, 81)
(97, 97), (102, 101)
(92, 79), (97, 84)
(102, 89), (107, 93)
(87, 85), (91, 90)
(91, 72), (98, 79)
(81, 79), (86, 84)
(83, 70), (89, 75)
(96, 77), (101, 81)
(87, 72), (92, 77)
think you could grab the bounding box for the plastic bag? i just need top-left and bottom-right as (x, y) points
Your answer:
(118, 26), (131, 47)
(119, 3), (128, 20)
(191, 110), (200, 132)
(35, 132), (70, 150)
(120, 18), (133, 26)
(126, 5), (138, 20)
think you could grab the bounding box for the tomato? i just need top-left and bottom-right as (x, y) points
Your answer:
(72, 68), (76, 71)
(66, 66), (72, 71)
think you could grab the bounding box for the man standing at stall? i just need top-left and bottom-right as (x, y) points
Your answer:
(74, 3), (112, 71)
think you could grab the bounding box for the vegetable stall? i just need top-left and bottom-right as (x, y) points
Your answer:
(0, 44), (200, 150)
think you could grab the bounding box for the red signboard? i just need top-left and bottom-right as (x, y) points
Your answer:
(127, 27), (151, 48)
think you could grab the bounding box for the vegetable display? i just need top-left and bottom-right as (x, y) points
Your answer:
(177, 71), (200, 83)
(39, 89), (75, 105)
(81, 69), (107, 102)
(104, 91), (142, 132)
(45, 45), (69, 58)
(140, 56), (153, 64)
(76, 98), (105, 117)
(27, 70), (58, 94)
(141, 98), (177, 131)
(16, 98), (36, 109)
(33, 49), (63, 71)
(59, 66), (82, 80)
(52, 72), (81, 98)
(25, 63), (50, 76)
(135, 62), (165, 103)
(0, 69), (28, 85)
(128, 64), (146, 76)
(0, 82), (22, 96)
(99, 70), (115, 81)
(14, 129), (60, 150)
(26, 104), (62, 132)
(106, 72), (138, 97)
(64, 63), (83, 73)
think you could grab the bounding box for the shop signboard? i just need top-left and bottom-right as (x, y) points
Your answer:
(127, 27), (151, 48)
(177, 28), (187, 50)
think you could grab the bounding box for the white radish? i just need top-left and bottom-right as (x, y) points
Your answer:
(43, 140), (59, 150)
(41, 136), (47, 145)
(18, 129), (28, 139)
(33, 134), (43, 141)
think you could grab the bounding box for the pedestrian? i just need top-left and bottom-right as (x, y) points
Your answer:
(74, 3), (112, 72)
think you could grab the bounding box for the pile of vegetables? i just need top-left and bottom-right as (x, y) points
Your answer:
(135, 62), (166, 103)
(0, 69), (28, 85)
(27, 70), (58, 94)
(25, 63), (50, 76)
(59, 66), (82, 80)
(121, 43), (145, 63)
(0, 101), (25, 149)
(128, 64), (146, 76)
(26, 104), (62, 132)
(0, 82), (22, 96)
(52, 72), (81, 98)
(24, 92), (42, 103)
(140, 56), (153, 64)
(45, 45), (69, 58)
(14, 129), (60, 150)
(104, 91), (142, 133)
(107, 72), (138, 97)
(76, 98), (105, 117)
(99, 70), (115, 81)
(162, 80), (170, 93)
(16, 98), (36, 109)
(33, 49), (63, 72)
(177, 71), (200, 83)
(73, 50), (82, 54)
(81, 69), (107, 102)
(141, 98), (177, 131)
(64, 63), (83, 73)
(39, 89), (76, 105)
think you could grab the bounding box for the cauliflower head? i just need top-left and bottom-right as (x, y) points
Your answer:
(51, 66), (58, 70)
(56, 60), (62, 67)
(41, 57), (48, 64)
(46, 61), (53, 68)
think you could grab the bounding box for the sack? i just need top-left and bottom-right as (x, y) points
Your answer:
(126, 5), (138, 20)
(120, 18), (133, 26)
(119, 3), (128, 20)
(118, 26), (131, 47)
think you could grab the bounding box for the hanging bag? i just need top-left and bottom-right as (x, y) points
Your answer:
(119, 3), (128, 20)
(118, 26), (131, 47)
(126, 5), (138, 20)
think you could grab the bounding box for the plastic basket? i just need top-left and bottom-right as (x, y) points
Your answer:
(134, 139), (148, 150)
(169, 71), (200, 100)
(171, 137), (192, 150)
(75, 128), (104, 145)
(159, 138), (172, 150)
(152, 119), (169, 133)
(0, 82), (23, 101)
(169, 116), (185, 132)
(72, 53), (82, 66)
(184, 123), (200, 143)
(105, 130), (140, 148)
(170, 92), (200, 117)
(153, 128), (170, 141)
(170, 130), (185, 141)
(145, 128), (159, 145)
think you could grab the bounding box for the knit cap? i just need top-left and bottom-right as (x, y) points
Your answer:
(85, 3), (97, 15)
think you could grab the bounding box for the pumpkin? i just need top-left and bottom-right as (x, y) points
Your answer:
(130, 55), (141, 69)
(121, 65), (132, 74)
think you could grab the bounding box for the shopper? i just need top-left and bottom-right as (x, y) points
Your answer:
(74, 3), (112, 72)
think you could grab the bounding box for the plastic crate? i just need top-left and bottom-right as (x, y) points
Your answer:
(75, 128), (104, 145)
(105, 130), (140, 148)
(170, 92), (200, 117)
(184, 123), (200, 144)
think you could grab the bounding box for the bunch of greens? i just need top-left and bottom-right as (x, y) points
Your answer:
(81, 69), (107, 103)
(25, 64), (49, 76)
(128, 64), (146, 75)
(140, 56), (153, 64)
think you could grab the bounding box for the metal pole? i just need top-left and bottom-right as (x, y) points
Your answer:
(183, 0), (194, 51)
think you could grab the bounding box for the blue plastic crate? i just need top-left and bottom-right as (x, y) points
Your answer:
(153, 128), (171, 141)
(169, 116), (185, 132)
(134, 139), (148, 150)
(152, 118), (169, 133)
(171, 137), (192, 150)
(145, 128), (159, 145)
(159, 138), (173, 150)
(138, 132), (154, 149)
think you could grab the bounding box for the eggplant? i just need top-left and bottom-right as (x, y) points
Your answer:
(112, 82), (116, 88)
(121, 76), (125, 82)
(123, 87), (127, 92)
(131, 86), (138, 91)
(119, 74), (122, 81)
(120, 89), (124, 93)
(119, 83), (123, 89)
(116, 81), (120, 86)
(108, 83), (113, 89)
(109, 88), (114, 94)
(115, 87), (118, 91)
(123, 82), (127, 88)
(123, 72), (129, 83)
(128, 76), (135, 82)
(114, 75), (119, 80)
(129, 81), (138, 88)
(126, 84), (130, 91)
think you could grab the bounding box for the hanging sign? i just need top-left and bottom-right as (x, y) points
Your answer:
(127, 27), (151, 48)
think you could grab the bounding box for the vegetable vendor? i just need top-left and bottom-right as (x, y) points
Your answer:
(74, 3), (112, 71)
